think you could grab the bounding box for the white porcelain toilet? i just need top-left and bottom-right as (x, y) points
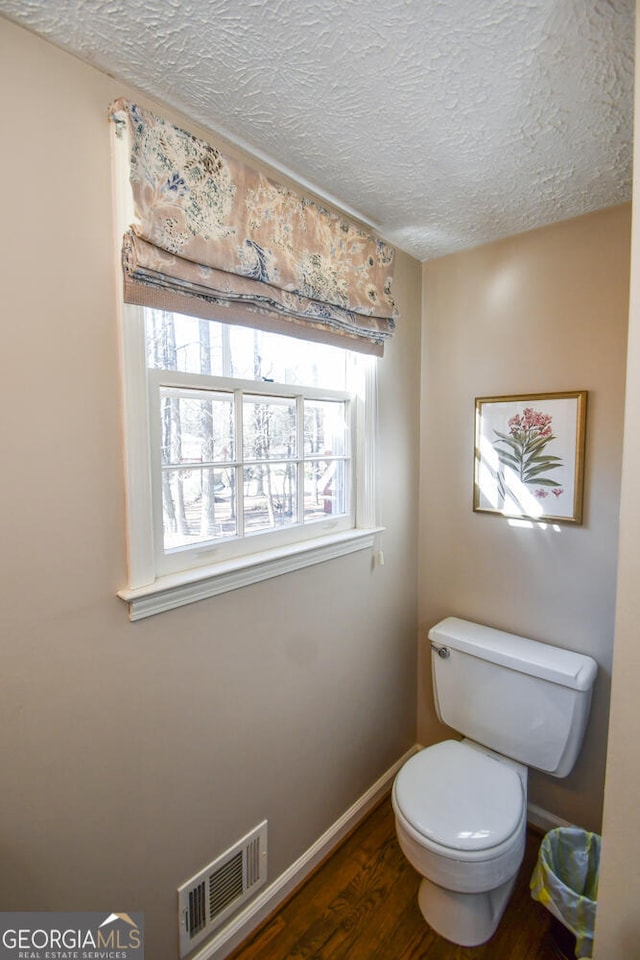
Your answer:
(392, 617), (597, 947)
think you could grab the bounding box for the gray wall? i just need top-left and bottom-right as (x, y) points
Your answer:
(0, 18), (421, 960)
(595, 7), (640, 952)
(419, 205), (631, 832)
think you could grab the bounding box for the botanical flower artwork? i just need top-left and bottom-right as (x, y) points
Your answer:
(493, 408), (564, 501)
(474, 393), (587, 523)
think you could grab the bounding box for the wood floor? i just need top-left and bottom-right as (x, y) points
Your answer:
(229, 797), (560, 960)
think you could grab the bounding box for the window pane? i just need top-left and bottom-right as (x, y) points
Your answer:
(147, 310), (227, 376)
(304, 400), (349, 457)
(159, 389), (234, 466)
(304, 459), (348, 520)
(243, 395), (297, 461)
(146, 308), (348, 389)
(228, 326), (348, 388)
(243, 464), (297, 532)
(163, 467), (237, 549)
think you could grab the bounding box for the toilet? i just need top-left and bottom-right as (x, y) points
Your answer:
(392, 617), (597, 947)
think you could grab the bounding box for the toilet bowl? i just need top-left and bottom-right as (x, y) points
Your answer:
(392, 739), (527, 945)
(392, 617), (597, 948)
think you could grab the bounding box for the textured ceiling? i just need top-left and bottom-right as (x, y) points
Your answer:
(0, 0), (634, 261)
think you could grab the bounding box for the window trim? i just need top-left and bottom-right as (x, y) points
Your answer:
(116, 304), (383, 620)
(117, 526), (383, 620)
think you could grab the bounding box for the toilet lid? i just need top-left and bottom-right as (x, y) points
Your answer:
(393, 740), (524, 852)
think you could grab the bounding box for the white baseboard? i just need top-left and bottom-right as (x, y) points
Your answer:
(192, 746), (418, 960)
(187, 746), (570, 960)
(527, 801), (573, 833)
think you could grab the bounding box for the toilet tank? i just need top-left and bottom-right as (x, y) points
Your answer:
(428, 617), (598, 778)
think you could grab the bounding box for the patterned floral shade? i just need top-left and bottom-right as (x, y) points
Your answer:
(110, 99), (397, 355)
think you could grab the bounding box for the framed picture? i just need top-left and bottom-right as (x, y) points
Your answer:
(474, 391), (587, 524)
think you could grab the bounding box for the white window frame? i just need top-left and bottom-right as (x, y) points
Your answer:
(116, 304), (382, 620)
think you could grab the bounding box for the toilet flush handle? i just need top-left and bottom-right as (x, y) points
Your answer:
(431, 643), (450, 660)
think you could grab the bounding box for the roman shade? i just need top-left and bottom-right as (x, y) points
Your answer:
(110, 99), (398, 355)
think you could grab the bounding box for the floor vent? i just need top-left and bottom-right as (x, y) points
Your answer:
(178, 821), (267, 958)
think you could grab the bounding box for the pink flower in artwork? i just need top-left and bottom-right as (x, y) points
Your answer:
(493, 407), (562, 490)
(551, 488), (564, 498)
(534, 488), (549, 498)
(508, 408), (553, 439)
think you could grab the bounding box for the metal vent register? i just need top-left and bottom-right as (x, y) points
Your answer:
(178, 821), (267, 957)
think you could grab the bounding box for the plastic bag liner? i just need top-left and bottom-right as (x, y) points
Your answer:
(530, 827), (601, 959)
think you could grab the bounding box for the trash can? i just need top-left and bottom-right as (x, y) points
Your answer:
(530, 827), (601, 960)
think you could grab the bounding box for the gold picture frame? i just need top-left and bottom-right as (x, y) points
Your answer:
(474, 391), (587, 524)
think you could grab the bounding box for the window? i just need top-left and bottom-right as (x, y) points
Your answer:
(147, 309), (356, 574)
(110, 101), (391, 618)
(117, 307), (381, 619)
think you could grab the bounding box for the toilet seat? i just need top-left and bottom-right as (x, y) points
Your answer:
(393, 740), (524, 853)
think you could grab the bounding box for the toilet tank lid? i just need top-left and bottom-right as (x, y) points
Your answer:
(428, 618), (597, 691)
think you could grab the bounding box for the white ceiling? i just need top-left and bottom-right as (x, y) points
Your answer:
(1, 0), (634, 261)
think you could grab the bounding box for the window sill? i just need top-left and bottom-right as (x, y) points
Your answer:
(117, 527), (384, 620)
